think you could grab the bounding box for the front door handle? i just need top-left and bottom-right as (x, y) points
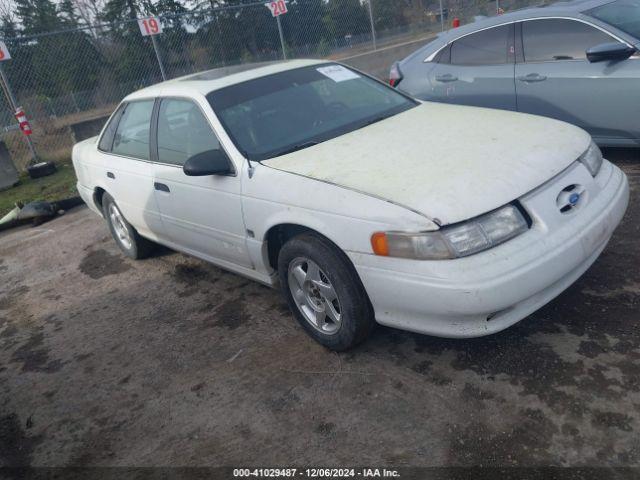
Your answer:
(517, 73), (547, 83)
(154, 182), (170, 193)
(106, 171), (115, 179)
(435, 73), (458, 83)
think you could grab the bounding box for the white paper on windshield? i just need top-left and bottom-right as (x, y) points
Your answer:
(317, 65), (360, 83)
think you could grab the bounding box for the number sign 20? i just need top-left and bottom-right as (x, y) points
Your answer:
(138, 17), (163, 37)
(265, 0), (288, 17)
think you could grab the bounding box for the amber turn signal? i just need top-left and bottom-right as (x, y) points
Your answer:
(370, 232), (389, 256)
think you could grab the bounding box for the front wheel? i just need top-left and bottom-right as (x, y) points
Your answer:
(278, 233), (375, 351)
(102, 193), (154, 260)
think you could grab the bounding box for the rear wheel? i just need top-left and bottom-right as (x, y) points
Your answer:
(102, 193), (154, 259)
(278, 233), (375, 351)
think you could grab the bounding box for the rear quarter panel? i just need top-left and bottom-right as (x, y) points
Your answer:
(72, 136), (105, 214)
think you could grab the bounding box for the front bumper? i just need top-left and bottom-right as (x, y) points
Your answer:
(348, 160), (629, 338)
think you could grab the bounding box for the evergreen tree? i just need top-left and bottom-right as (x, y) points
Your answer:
(14, 0), (61, 34)
(323, 0), (369, 41)
(372, 0), (408, 32)
(282, 0), (327, 53)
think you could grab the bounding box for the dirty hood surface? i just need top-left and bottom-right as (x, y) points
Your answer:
(264, 102), (590, 225)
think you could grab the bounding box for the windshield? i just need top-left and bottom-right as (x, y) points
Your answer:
(587, 0), (640, 39)
(206, 64), (417, 161)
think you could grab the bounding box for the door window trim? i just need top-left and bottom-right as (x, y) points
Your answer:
(424, 16), (633, 63)
(150, 95), (237, 176)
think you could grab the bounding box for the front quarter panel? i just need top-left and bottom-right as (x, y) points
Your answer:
(241, 162), (436, 274)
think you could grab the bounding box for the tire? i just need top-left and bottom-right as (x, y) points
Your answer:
(27, 162), (57, 179)
(102, 193), (154, 260)
(278, 232), (375, 351)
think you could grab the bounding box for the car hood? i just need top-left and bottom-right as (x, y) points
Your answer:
(264, 102), (591, 225)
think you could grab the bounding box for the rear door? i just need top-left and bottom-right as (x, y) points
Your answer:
(428, 23), (517, 110)
(98, 99), (163, 240)
(151, 97), (252, 268)
(515, 18), (639, 144)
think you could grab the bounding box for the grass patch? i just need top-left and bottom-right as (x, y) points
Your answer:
(0, 162), (78, 218)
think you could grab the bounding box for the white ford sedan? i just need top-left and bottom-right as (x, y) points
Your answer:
(73, 59), (629, 350)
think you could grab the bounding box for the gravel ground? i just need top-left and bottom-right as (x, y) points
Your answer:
(0, 150), (638, 470)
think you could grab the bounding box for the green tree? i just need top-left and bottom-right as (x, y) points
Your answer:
(99, 0), (160, 84)
(282, 0), (327, 53)
(323, 0), (369, 41)
(372, 0), (408, 32)
(10, 0), (101, 98)
(14, 0), (61, 34)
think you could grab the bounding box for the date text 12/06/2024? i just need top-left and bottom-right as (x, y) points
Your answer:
(233, 468), (401, 478)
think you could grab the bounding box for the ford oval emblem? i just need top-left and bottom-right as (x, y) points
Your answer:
(569, 193), (580, 205)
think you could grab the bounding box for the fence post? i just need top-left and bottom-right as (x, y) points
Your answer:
(214, 12), (226, 66)
(439, 0), (445, 31)
(0, 62), (38, 165)
(151, 35), (167, 81)
(276, 15), (287, 60)
(367, 0), (377, 50)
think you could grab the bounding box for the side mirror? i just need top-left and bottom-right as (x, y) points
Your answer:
(586, 42), (636, 63)
(183, 150), (233, 176)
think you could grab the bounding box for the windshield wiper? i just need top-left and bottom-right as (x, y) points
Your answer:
(272, 141), (319, 157)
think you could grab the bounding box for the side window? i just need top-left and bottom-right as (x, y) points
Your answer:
(98, 104), (125, 152)
(111, 100), (154, 160)
(157, 99), (223, 166)
(436, 44), (451, 64)
(522, 19), (615, 62)
(450, 25), (511, 65)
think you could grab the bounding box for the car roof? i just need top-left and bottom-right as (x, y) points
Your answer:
(436, 0), (617, 39)
(124, 59), (327, 101)
(399, 0), (628, 65)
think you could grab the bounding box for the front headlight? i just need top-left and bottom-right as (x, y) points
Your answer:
(371, 204), (529, 260)
(579, 140), (603, 177)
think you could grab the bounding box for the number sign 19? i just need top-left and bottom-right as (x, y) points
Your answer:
(138, 17), (163, 37)
(265, 0), (288, 17)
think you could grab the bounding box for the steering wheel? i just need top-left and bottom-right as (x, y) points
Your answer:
(313, 102), (349, 129)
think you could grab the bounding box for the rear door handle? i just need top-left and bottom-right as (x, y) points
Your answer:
(435, 74), (458, 83)
(517, 73), (547, 83)
(106, 171), (115, 179)
(154, 182), (170, 193)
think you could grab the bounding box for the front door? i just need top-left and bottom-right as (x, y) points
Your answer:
(428, 23), (517, 110)
(515, 18), (639, 144)
(151, 97), (252, 268)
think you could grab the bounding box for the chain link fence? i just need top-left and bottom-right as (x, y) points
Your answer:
(0, 0), (540, 170)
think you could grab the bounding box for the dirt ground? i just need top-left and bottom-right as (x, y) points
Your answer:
(0, 150), (639, 469)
